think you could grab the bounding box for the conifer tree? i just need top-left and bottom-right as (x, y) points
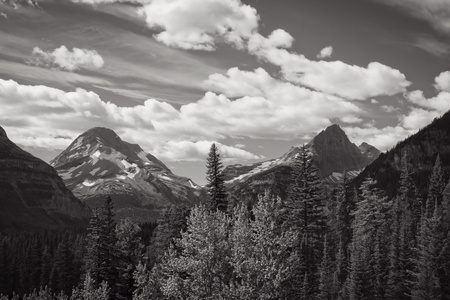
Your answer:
(98, 196), (117, 295)
(205, 143), (228, 212)
(115, 218), (143, 300)
(230, 192), (298, 299)
(158, 205), (232, 299)
(411, 205), (442, 300)
(284, 145), (325, 298)
(387, 153), (419, 299)
(348, 178), (390, 300)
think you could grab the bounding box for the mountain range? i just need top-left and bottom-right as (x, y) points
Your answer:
(223, 124), (380, 203)
(4, 109), (450, 230)
(50, 127), (206, 223)
(0, 126), (90, 230)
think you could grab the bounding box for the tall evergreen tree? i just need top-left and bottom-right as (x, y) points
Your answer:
(348, 178), (390, 300)
(283, 145), (326, 299)
(205, 143), (228, 212)
(98, 196), (117, 295)
(115, 218), (143, 300)
(411, 205), (442, 300)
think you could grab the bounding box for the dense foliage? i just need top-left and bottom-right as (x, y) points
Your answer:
(1, 146), (450, 299)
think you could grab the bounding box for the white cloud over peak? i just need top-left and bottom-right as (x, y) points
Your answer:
(28, 46), (104, 71)
(317, 46), (333, 59)
(435, 71), (450, 92)
(137, 0), (259, 51)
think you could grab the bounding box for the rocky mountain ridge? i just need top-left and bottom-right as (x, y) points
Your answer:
(51, 127), (206, 223)
(0, 126), (90, 229)
(223, 124), (380, 203)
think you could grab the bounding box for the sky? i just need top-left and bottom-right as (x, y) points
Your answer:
(0, 0), (450, 185)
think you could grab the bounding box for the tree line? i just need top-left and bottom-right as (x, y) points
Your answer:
(1, 143), (450, 299)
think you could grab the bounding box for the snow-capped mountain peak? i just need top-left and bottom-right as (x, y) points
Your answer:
(51, 127), (204, 222)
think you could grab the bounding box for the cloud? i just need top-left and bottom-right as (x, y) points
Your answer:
(0, 78), (273, 162)
(0, 12), (7, 18)
(381, 105), (399, 113)
(406, 90), (450, 114)
(28, 46), (104, 71)
(435, 71), (450, 92)
(344, 125), (414, 151)
(67, 0), (411, 102)
(137, 0), (259, 51)
(317, 46), (333, 59)
(248, 32), (411, 100)
(203, 67), (362, 135)
(413, 35), (450, 57)
(152, 140), (263, 162)
(372, 0), (450, 35)
(0, 0), (39, 8)
(71, 0), (148, 4)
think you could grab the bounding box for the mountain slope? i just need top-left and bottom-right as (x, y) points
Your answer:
(51, 127), (205, 222)
(0, 126), (90, 230)
(354, 111), (450, 198)
(223, 124), (380, 202)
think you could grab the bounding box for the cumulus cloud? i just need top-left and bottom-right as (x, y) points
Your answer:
(0, 78), (278, 162)
(406, 90), (450, 114)
(317, 46), (333, 59)
(68, 0), (411, 101)
(137, 0), (259, 51)
(203, 67), (362, 135)
(435, 71), (450, 92)
(152, 140), (263, 162)
(344, 125), (414, 151)
(248, 34), (411, 100)
(28, 46), (104, 71)
(72, 0), (148, 4)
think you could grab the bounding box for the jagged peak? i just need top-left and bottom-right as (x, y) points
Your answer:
(79, 127), (121, 145)
(318, 124), (346, 137)
(0, 126), (7, 139)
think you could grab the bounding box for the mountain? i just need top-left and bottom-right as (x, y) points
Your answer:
(223, 124), (380, 202)
(359, 142), (381, 161)
(50, 127), (205, 223)
(0, 126), (90, 230)
(354, 111), (450, 198)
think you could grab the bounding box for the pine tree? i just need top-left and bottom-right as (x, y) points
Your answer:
(150, 204), (190, 264)
(115, 218), (143, 300)
(426, 155), (445, 216)
(84, 208), (102, 286)
(98, 196), (117, 296)
(158, 205), (232, 299)
(205, 143), (228, 212)
(387, 152), (419, 300)
(348, 178), (390, 300)
(411, 205), (442, 300)
(318, 235), (335, 300)
(230, 192), (298, 299)
(284, 145), (325, 299)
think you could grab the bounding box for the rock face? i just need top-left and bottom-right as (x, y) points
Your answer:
(51, 127), (205, 223)
(359, 142), (381, 161)
(223, 124), (380, 203)
(354, 110), (450, 198)
(0, 126), (90, 230)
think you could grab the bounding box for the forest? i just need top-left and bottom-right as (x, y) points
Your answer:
(0, 143), (449, 300)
